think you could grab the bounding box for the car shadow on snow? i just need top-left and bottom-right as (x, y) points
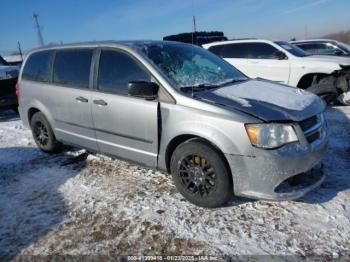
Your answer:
(300, 106), (350, 204)
(0, 146), (87, 260)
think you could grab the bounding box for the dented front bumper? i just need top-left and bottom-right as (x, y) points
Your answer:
(226, 117), (329, 201)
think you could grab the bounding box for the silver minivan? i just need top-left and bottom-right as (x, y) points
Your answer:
(18, 41), (328, 207)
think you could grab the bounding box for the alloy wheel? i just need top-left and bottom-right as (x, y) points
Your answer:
(177, 154), (216, 196)
(33, 121), (49, 146)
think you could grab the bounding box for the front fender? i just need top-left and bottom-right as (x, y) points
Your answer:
(289, 61), (341, 86)
(158, 103), (256, 171)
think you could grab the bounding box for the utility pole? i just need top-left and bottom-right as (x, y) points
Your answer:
(17, 41), (23, 61)
(192, 15), (197, 45)
(33, 12), (44, 46)
(193, 15), (197, 33)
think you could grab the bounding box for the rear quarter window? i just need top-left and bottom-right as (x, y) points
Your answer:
(53, 49), (93, 88)
(208, 45), (224, 57)
(22, 50), (53, 82)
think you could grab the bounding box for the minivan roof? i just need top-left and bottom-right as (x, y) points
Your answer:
(27, 40), (190, 53)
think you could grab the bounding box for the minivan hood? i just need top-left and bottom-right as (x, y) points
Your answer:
(304, 55), (350, 65)
(195, 79), (325, 122)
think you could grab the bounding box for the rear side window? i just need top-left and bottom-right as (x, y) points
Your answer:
(98, 50), (150, 95)
(53, 49), (92, 88)
(210, 43), (279, 59)
(22, 51), (53, 82)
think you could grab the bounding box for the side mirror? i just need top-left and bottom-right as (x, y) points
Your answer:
(128, 81), (159, 100)
(274, 50), (287, 60)
(334, 49), (344, 56)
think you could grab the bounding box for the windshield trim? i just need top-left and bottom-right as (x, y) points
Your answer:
(274, 41), (310, 57)
(138, 42), (249, 92)
(0, 55), (9, 66)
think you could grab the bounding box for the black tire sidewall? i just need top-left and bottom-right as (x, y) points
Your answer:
(30, 112), (60, 153)
(170, 140), (233, 208)
(306, 84), (338, 105)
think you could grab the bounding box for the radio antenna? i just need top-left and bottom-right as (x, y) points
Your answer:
(191, 0), (196, 97)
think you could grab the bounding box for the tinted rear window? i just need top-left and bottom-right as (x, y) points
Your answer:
(53, 49), (92, 88)
(208, 45), (224, 57)
(22, 50), (53, 82)
(209, 42), (279, 59)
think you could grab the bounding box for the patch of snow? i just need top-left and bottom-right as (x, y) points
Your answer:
(0, 107), (350, 259)
(213, 80), (316, 110)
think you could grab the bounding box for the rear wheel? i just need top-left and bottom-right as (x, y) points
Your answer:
(170, 139), (233, 207)
(30, 112), (62, 153)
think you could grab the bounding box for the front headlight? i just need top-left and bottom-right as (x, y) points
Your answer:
(245, 123), (298, 149)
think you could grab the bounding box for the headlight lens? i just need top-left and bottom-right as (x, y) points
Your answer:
(245, 123), (298, 149)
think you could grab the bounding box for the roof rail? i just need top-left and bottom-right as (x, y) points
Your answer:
(228, 38), (257, 41)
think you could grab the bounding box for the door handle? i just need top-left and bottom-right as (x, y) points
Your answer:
(93, 99), (108, 106)
(76, 96), (88, 103)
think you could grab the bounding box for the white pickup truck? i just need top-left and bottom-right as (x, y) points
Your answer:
(203, 39), (350, 105)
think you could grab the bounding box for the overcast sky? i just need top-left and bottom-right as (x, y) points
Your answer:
(0, 0), (349, 52)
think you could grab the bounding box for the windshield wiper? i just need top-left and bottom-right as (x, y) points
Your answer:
(179, 83), (219, 92)
(180, 79), (248, 93)
(218, 78), (248, 87)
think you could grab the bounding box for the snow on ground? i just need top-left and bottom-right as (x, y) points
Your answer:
(0, 107), (350, 260)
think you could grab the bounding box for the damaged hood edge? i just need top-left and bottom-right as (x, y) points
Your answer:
(195, 79), (326, 122)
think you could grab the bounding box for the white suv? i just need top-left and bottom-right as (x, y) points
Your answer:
(203, 39), (350, 105)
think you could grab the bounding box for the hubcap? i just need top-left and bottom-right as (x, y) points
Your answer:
(33, 122), (49, 146)
(178, 155), (216, 196)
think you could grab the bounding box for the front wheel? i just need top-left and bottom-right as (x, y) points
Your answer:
(306, 83), (337, 105)
(337, 92), (350, 105)
(30, 112), (62, 153)
(320, 93), (337, 105)
(170, 139), (233, 208)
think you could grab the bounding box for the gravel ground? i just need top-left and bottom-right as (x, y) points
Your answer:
(0, 107), (349, 260)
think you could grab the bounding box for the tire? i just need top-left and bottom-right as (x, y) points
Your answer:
(337, 92), (350, 105)
(30, 112), (62, 153)
(306, 83), (337, 105)
(170, 139), (233, 208)
(320, 93), (338, 105)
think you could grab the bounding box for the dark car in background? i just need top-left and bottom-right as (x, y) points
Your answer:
(291, 39), (350, 57)
(0, 55), (19, 111)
